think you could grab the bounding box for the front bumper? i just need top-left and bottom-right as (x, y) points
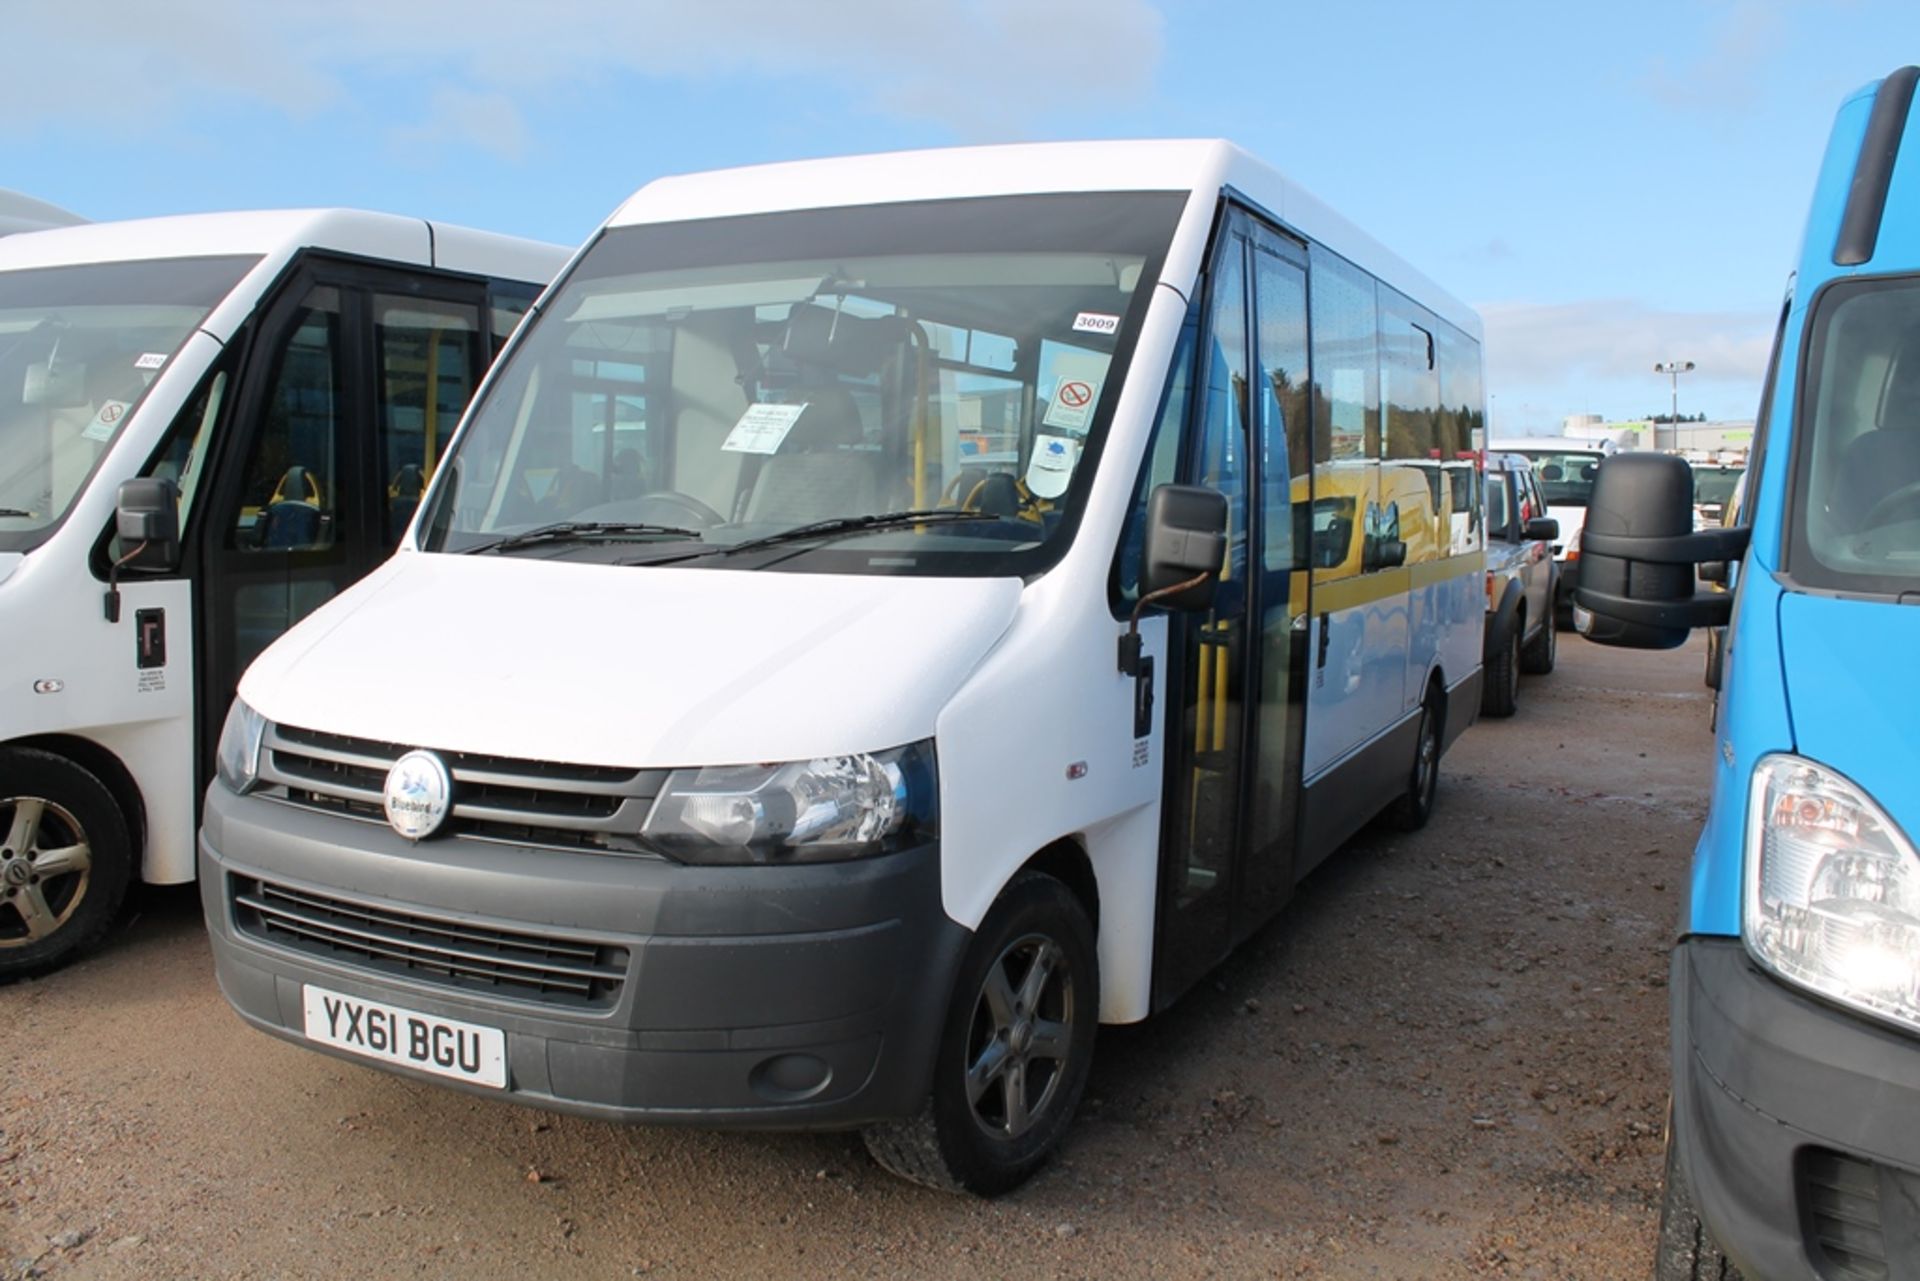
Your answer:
(200, 784), (969, 1129)
(1672, 936), (1920, 1280)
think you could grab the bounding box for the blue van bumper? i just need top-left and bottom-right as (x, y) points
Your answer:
(1672, 936), (1920, 1279)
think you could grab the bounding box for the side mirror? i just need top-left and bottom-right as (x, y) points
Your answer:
(1574, 454), (1748, 649)
(116, 477), (180, 570)
(1524, 516), (1560, 542)
(1141, 483), (1227, 611)
(1367, 537), (1407, 571)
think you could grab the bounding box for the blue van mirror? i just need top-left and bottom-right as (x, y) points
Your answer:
(1574, 453), (1749, 648)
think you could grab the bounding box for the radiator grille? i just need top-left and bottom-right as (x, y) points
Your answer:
(232, 876), (629, 1009)
(258, 723), (665, 854)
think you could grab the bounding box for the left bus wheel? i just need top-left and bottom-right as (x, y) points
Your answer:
(1392, 694), (1442, 831)
(0, 748), (133, 982)
(862, 871), (1098, 1196)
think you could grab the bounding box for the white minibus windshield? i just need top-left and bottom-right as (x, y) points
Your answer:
(0, 254), (258, 552)
(422, 193), (1185, 578)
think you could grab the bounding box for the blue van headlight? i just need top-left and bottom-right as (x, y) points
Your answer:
(1744, 754), (1920, 1030)
(640, 740), (937, 865)
(215, 698), (266, 795)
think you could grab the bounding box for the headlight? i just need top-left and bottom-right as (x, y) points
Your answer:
(1744, 754), (1920, 1032)
(215, 698), (266, 794)
(641, 740), (936, 865)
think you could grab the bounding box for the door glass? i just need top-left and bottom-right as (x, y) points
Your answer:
(1246, 241), (1311, 909)
(231, 286), (341, 552)
(374, 295), (482, 543)
(1175, 236), (1250, 910)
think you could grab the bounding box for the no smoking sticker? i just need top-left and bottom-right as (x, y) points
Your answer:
(1042, 378), (1098, 431)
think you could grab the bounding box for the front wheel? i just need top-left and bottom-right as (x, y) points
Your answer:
(863, 871), (1098, 1196)
(1482, 626), (1520, 718)
(1520, 598), (1557, 674)
(0, 748), (134, 982)
(1391, 694), (1442, 831)
(1655, 1121), (1742, 1280)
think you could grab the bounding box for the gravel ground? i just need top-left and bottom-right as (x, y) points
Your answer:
(2, 633), (1713, 1279)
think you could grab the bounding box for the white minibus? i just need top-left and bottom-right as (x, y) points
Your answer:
(0, 212), (565, 978)
(199, 143), (1486, 1193)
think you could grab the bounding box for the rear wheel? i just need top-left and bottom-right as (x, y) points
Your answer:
(1391, 693), (1442, 831)
(0, 748), (133, 982)
(1655, 1122), (1742, 1280)
(862, 871), (1098, 1196)
(1481, 625), (1520, 718)
(1520, 599), (1557, 674)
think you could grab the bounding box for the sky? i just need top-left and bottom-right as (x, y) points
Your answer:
(6, 0), (1917, 435)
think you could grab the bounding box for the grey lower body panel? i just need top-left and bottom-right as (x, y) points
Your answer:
(1672, 935), (1920, 1280)
(200, 785), (969, 1130)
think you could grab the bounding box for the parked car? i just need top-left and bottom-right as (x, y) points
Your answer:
(1577, 65), (1920, 1281)
(1692, 462), (1743, 529)
(1481, 452), (1559, 716)
(1488, 436), (1613, 622)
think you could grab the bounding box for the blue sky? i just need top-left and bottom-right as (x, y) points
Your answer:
(7, 0), (1916, 433)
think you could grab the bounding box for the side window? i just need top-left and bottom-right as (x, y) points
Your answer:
(489, 282), (541, 357)
(374, 294), (482, 543)
(230, 286), (341, 552)
(108, 358), (234, 562)
(1113, 306), (1198, 605)
(1381, 291), (1441, 562)
(1195, 238), (1251, 594)
(1308, 247), (1379, 577)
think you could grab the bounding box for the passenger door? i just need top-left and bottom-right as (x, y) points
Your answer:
(1151, 209), (1314, 1005)
(191, 258), (489, 772)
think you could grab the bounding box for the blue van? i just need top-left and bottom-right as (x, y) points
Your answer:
(1577, 65), (1920, 1280)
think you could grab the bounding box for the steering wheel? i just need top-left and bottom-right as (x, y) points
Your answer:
(633, 490), (725, 528)
(1860, 478), (1920, 530)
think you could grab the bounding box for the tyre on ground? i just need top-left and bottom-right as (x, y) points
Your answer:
(0, 746), (134, 982)
(862, 870), (1098, 1196)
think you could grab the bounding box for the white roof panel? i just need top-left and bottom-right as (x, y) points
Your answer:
(606, 140), (1480, 342)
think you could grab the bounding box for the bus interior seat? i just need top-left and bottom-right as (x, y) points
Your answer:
(258, 465), (323, 548)
(742, 386), (881, 524)
(388, 462), (427, 533)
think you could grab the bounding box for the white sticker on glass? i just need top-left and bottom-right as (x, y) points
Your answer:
(1024, 432), (1081, 499)
(134, 352), (168, 371)
(722, 402), (809, 454)
(81, 400), (130, 443)
(1071, 311), (1121, 336)
(1041, 378), (1098, 432)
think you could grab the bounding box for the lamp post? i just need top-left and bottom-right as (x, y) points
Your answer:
(1654, 360), (1695, 450)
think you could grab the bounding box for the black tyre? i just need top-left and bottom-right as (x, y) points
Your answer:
(0, 748), (134, 982)
(1655, 1124), (1742, 1280)
(1481, 626), (1520, 718)
(1520, 599), (1557, 675)
(1391, 693), (1442, 831)
(862, 871), (1098, 1196)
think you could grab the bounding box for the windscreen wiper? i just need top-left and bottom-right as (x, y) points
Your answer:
(464, 520), (704, 555)
(705, 509), (1005, 558)
(0, 508), (32, 518)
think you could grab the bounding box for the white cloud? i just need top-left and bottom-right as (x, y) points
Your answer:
(393, 88), (529, 164)
(1640, 0), (1785, 115)
(1, 1), (1164, 148)
(1480, 297), (1775, 423)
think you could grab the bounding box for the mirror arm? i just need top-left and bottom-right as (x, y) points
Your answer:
(1579, 525), (1750, 567)
(1119, 569), (1214, 675)
(103, 540), (150, 624)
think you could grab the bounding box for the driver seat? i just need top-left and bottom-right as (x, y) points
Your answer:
(742, 387), (881, 524)
(1831, 333), (1920, 532)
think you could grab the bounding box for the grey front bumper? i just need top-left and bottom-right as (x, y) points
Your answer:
(200, 784), (969, 1129)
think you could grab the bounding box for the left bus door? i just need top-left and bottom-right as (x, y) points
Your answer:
(1152, 212), (1313, 1005)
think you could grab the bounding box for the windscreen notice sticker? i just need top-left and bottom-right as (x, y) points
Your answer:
(81, 400), (130, 443)
(1071, 311), (1120, 336)
(722, 402), (808, 454)
(1042, 378), (1098, 432)
(134, 352), (168, 371)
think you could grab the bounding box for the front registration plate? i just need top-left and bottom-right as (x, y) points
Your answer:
(301, 985), (507, 1089)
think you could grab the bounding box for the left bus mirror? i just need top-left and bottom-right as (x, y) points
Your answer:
(1142, 483), (1227, 611)
(116, 477), (181, 570)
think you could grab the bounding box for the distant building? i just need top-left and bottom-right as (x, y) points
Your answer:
(1655, 419), (1753, 455)
(0, 189), (85, 237)
(1561, 415), (1651, 451)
